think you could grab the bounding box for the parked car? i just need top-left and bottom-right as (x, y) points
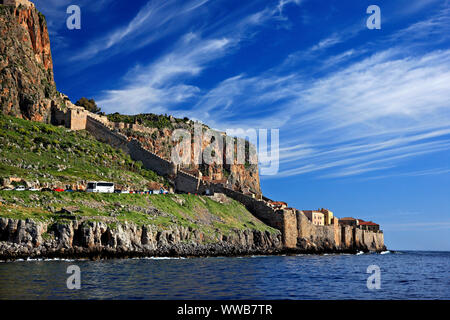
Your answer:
(1, 188), (13, 191)
(41, 188), (52, 192)
(53, 188), (65, 192)
(28, 188), (40, 192)
(15, 186), (26, 191)
(64, 189), (75, 192)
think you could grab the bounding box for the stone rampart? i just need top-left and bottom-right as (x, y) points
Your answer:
(174, 170), (201, 194)
(85, 116), (128, 151)
(222, 188), (284, 230)
(127, 139), (176, 178)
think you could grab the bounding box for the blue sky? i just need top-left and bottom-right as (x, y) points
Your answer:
(33, 0), (450, 251)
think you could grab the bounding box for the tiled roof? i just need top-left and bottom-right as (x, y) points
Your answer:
(359, 221), (379, 226)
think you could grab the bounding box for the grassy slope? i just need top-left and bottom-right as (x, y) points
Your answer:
(0, 114), (167, 189)
(0, 114), (278, 240)
(0, 191), (278, 240)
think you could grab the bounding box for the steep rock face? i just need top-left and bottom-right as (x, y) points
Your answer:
(0, 218), (283, 260)
(127, 127), (262, 195)
(0, 4), (61, 122)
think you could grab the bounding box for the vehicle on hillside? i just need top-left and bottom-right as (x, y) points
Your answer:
(41, 188), (52, 192)
(86, 182), (115, 193)
(114, 189), (129, 194)
(64, 189), (75, 192)
(15, 186), (26, 191)
(28, 188), (40, 192)
(53, 188), (65, 192)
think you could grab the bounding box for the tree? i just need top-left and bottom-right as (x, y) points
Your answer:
(75, 97), (102, 114)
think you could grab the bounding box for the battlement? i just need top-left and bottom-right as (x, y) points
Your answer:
(0, 0), (34, 8)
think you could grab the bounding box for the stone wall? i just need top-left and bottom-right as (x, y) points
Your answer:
(297, 211), (338, 248)
(85, 115), (179, 179)
(127, 139), (176, 178)
(85, 116), (128, 151)
(222, 188), (284, 230)
(295, 210), (384, 252)
(174, 170), (201, 194)
(67, 107), (87, 130)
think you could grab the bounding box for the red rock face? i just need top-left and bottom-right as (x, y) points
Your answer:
(0, 5), (61, 122)
(16, 6), (53, 70)
(124, 127), (262, 194)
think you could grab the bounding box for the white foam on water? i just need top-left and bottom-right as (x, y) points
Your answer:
(143, 257), (186, 260)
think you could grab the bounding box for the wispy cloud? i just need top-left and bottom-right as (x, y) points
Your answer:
(98, 34), (231, 114)
(93, 1), (449, 180)
(96, 0), (304, 115)
(70, 0), (210, 62)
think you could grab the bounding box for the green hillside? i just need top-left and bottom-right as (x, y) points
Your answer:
(0, 114), (167, 189)
(0, 114), (278, 239)
(0, 191), (277, 238)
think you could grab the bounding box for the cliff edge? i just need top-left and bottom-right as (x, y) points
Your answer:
(0, 3), (61, 122)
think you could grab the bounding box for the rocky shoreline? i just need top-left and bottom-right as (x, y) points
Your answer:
(0, 218), (384, 261)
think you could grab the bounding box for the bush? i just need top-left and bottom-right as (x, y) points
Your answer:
(76, 97), (102, 114)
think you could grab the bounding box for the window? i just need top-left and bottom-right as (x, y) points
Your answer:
(97, 183), (114, 187)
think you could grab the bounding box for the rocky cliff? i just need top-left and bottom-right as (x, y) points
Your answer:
(0, 217), (283, 260)
(0, 4), (61, 122)
(108, 115), (262, 195)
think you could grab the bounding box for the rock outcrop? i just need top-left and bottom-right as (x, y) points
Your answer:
(0, 3), (62, 122)
(0, 218), (283, 260)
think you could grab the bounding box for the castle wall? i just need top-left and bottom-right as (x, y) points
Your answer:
(282, 209), (298, 248)
(222, 188), (284, 231)
(68, 108), (87, 131)
(297, 211), (337, 248)
(341, 225), (354, 249)
(85, 116), (128, 151)
(174, 171), (200, 194)
(127, 139), (176, 178)
(355, 228), (384, 251)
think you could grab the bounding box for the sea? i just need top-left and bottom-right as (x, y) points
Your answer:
(0, 251), (448, 300)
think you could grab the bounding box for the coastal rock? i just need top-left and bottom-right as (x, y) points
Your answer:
(0, 217), (284, 260)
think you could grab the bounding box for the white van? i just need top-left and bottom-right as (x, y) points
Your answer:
(86, 182), (115, 193)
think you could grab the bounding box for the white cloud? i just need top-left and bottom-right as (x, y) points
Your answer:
(70, 0), (210, 62)
(97, 35), (231, 114)
(92, 2), (449, 180)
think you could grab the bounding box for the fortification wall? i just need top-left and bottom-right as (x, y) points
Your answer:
(85, 116), (128, 151)
(297, 211), (339, 249)
(174, 171), (200, 194)
(222, 188), (284, 231)
(282, 210), (298, 248)
(341, 225), (354, 249)
(68, 108), (87, 131)
(355, 228), (385, 251)
(126, 139), (177, 178)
